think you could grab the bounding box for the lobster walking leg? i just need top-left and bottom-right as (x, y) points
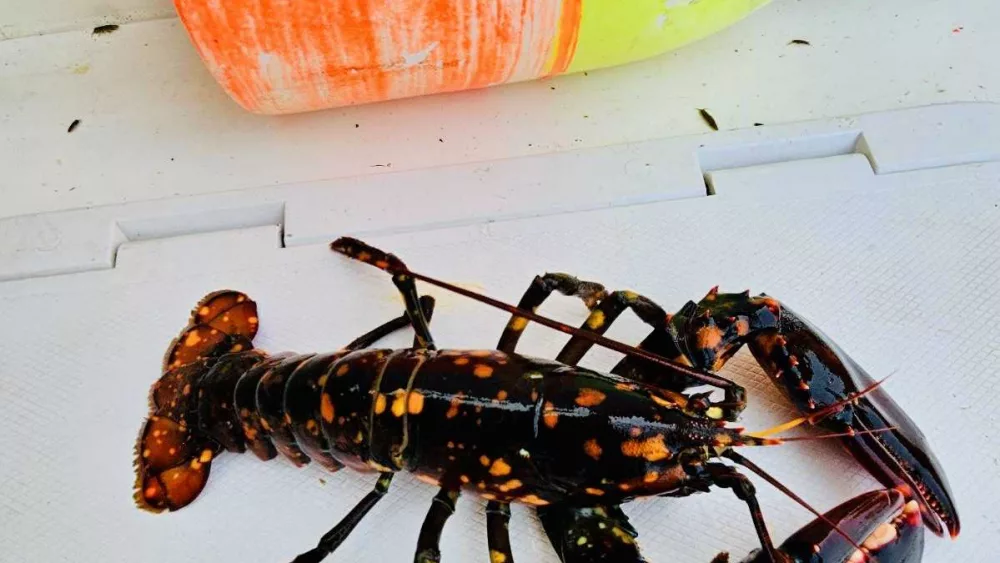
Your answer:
(497, 274), (746, 419)
(330, 238), (436, 350)
(291, 473), (394, 563)
(414, 488), (461, 563)
(537, 505), (648, 563)
(343, 295), (436, 351)
(486, 501), (515, 563)
(691, 463), (781, 563)
(496, 273), (608, 352)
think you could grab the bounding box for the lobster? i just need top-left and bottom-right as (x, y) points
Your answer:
(134, 237), (959, 563)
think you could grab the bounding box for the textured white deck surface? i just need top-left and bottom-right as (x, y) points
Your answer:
(1, 103), (998, 560)
(2, 0), (999, 560)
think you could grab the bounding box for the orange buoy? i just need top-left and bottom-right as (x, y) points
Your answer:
(174, 0), (771, 114)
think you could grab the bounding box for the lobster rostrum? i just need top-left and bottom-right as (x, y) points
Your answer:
(133, 237), (958, 563)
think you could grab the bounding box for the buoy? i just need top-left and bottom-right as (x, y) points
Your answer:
(174, 0), (771, 114)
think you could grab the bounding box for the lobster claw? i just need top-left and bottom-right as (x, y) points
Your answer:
(732, 489), (924, 563)
(746, 303), (959, 538)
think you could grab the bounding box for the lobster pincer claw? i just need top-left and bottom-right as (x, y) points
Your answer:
(733, 488), (925, 563)
(745, 300), (960, 538)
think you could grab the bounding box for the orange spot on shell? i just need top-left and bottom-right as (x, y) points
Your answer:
(585, 487), (604, 496)
(473, 364), (494, 378)
(520, 494), (549, 506)
(489, 459), (512, 477)
(336, 364), (350, 376)
(454, 357), (470, 366)
(583, 439), (602, 460)
(407, 390), (425, 414)
(575, 388), (606, 407)
(621, 435), (671, 462)
(321, 393), (335, 423)
(543, 402), (558, 429)
(374, 394), (387, 415)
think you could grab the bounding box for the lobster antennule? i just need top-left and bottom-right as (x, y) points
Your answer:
(746, 375), (892, 439)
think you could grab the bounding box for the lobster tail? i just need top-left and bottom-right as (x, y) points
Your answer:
(134, 413), (216, 512)
(135, 290), (262, 512)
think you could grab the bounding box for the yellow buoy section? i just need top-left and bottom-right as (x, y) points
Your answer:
(569, 0), (772, 72)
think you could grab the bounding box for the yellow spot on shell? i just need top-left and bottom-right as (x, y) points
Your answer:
(142, 449), (151, 458)
(198, 306), (211, 316)
(190, 459), (202, 470)
(575, 388), (606, 407)
(391, 392), (406, 417)
(321, 393), (335, 423)
(509, 317), (528, 332)
(643, 471), (659, 483)
(473, 364), (494, 378)
(586, 310), (606, 329)
(374, 394), (387, 415)
(199, 449), (213, 463)
(583, 439), (602, 460)
(318, 374), (329, 388)
(706, 407), (724, 420)
(480, 455), (491, 466)
(407, 391), (425, 414)
(585, 487), (604, 496)
(577, 536), (588, 546)
(490, 550), (507, 563)
(182, 384), (191, 396)
(460, 475), (470, 484)
(489, 459), (512, 476)
(470, 350), (492, 358)
(611, 527), (635, 544)
(184, 331), (202, 347)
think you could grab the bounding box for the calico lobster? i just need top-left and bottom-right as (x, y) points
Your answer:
(134, 237), (959, 563)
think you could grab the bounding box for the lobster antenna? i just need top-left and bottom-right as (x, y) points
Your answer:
(748, 427), (899, 444)
(746, 374), (893, 438)
(330, 237), (735, 390)
(723, 451), (869, 555)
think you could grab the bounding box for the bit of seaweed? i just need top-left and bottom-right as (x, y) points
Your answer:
(698, 109), (719, 131)
(788, 39), (811, 46)
(93, 24), (120, 35)
(67, 119), (81, 133)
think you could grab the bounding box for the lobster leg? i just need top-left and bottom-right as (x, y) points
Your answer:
(688, 463), (781, 563)
(414, 488), (461, 563)
(485, 501), (515, 563)
(536, 504), (648, 563)
(291, 472), (394, 563)
(497, 275), (746, 420)
(330, 238), (436, 350)
(343, 295), (436, 351)
(496, 273), (608, 352)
